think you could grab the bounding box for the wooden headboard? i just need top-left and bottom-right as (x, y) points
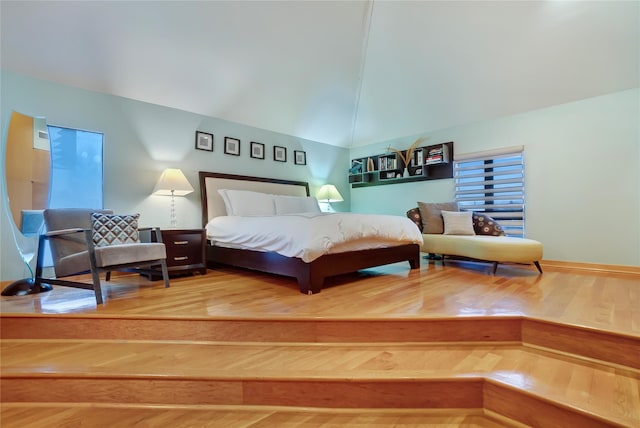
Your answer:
(199, 172), (310, 226)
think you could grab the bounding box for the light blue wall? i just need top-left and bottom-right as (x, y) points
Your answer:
(2, 70), (637, 281)
(0, 70), (349, 281)
(350, 89), (640, 267)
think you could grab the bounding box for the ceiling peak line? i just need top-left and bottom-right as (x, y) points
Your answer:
(348, 0), (375, 148)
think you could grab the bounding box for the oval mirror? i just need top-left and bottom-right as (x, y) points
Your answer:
(2, 111), (53, 295)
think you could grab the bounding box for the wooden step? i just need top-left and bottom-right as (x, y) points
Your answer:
(2, 340), (638, 427)
(2, 314), (638, 369)
(2, 267), (638, 427)
(0, 403), (518, 428)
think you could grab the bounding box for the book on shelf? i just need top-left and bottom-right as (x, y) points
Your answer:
(381, 156), (397, 170)
(426, 145), (449, 164)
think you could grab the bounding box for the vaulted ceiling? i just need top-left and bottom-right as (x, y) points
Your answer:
(1, 1), (638, 147)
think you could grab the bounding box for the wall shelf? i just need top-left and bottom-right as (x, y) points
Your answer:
(349, 141), (453, 188)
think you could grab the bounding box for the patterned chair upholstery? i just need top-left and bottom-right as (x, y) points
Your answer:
(35, 208), (169, 304)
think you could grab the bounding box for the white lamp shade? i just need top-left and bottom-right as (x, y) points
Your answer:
(153, 168), (194, 196)
(316, 184), (343, 202)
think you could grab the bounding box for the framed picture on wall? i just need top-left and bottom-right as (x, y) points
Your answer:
(274, 146), (287, 162)
(294, 150), (306, 165)
(250, 141), (265, 159)
(195, 131), (214, 151)
(224, 137), (241, 156)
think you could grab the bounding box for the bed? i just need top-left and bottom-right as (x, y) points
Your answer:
(199, 171), (422, 294)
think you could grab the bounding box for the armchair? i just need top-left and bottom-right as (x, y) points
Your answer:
(34, 208), (170, 304)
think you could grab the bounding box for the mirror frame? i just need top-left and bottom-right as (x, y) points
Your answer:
(1, 111), (53, 296)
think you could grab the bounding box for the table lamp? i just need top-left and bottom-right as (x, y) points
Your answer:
(316, 184), (343, 212)
(152, 168), (194, 228)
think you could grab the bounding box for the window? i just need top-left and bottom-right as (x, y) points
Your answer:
(41, 125), (103, 267)
(47, 125), (104, 208)
(454, 146), (525, 237)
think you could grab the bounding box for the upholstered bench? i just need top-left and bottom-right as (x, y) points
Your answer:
(407, 204), (543, 274)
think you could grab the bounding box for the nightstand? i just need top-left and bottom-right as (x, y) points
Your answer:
(141, 228), (207, 280)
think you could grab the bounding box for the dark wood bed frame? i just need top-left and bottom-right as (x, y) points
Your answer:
(199, 171), (420, 294)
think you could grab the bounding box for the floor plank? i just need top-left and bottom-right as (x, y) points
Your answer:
(1, 259), (639, 427)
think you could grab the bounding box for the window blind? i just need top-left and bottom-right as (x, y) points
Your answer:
(454, 146), (525, 238)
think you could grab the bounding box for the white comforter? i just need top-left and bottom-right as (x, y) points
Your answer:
(206, 212), (423, 263)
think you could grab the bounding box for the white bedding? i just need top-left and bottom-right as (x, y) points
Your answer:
(206, 212), (423, 263)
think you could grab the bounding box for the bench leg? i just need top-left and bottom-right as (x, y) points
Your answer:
(534, 261), (543, 274)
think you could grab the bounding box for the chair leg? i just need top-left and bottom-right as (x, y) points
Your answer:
(33, 234), (53, 293)
(160, 260), (170, 288)
(534, 261), (543, 274)
(106, 271), (111, 281)
(492, 262), (499, 275)
(85, 230), (104, 304)
(90, 269), (104, 305)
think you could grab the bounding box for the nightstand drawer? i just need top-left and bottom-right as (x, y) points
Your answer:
(164, 232), (202, 267)
(166, 244), (202, 267)
(166, 232), (201, 247)
(144, 228), (206, 279)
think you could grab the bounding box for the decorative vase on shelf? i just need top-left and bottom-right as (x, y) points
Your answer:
(388, 136), (427, 180)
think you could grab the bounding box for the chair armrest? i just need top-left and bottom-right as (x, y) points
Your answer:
(151, 227), (163, 243)
(138, 227), (163, 243)
(45, 228), (86, 237)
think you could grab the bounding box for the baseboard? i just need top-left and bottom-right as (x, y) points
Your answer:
(541, 260), (640, 275)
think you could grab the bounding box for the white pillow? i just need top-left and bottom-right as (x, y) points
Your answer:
(274, 195), (321, 214)
(442, 210), (475, 235)
(218, 189), (276, 216)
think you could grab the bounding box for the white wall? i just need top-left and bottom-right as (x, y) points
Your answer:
(0, 71), (350, 282)
(350, 89), (640, 267)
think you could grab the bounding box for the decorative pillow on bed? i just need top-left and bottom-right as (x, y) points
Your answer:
(406, 208), (423, 232)
(274, 195), (321, 214)
(218, 189), (276, 216)
(91, 213), (140, 247)
(472, 212), (505, 236)
(441, 210), (475, 235)
(417, 201), (458, 234)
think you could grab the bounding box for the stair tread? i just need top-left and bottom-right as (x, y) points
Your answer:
(2, 340), (638, 426)
(0, 403), (515, 428)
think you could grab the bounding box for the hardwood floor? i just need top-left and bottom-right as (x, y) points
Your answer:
(1, 258), (639, 427)
(0, 404), (512, 428)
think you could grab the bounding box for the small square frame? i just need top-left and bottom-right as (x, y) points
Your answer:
(250, 141), (265, 159)
(294, 150), (306, 165)
(195, 131), (214, 151)
(224, 137), (241, 156)
(274, 146), (287, 162)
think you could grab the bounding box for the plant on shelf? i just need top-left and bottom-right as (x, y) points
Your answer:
(388, 137), (427, 174)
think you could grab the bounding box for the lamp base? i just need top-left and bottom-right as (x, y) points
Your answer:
(1, 278), (53, 296)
